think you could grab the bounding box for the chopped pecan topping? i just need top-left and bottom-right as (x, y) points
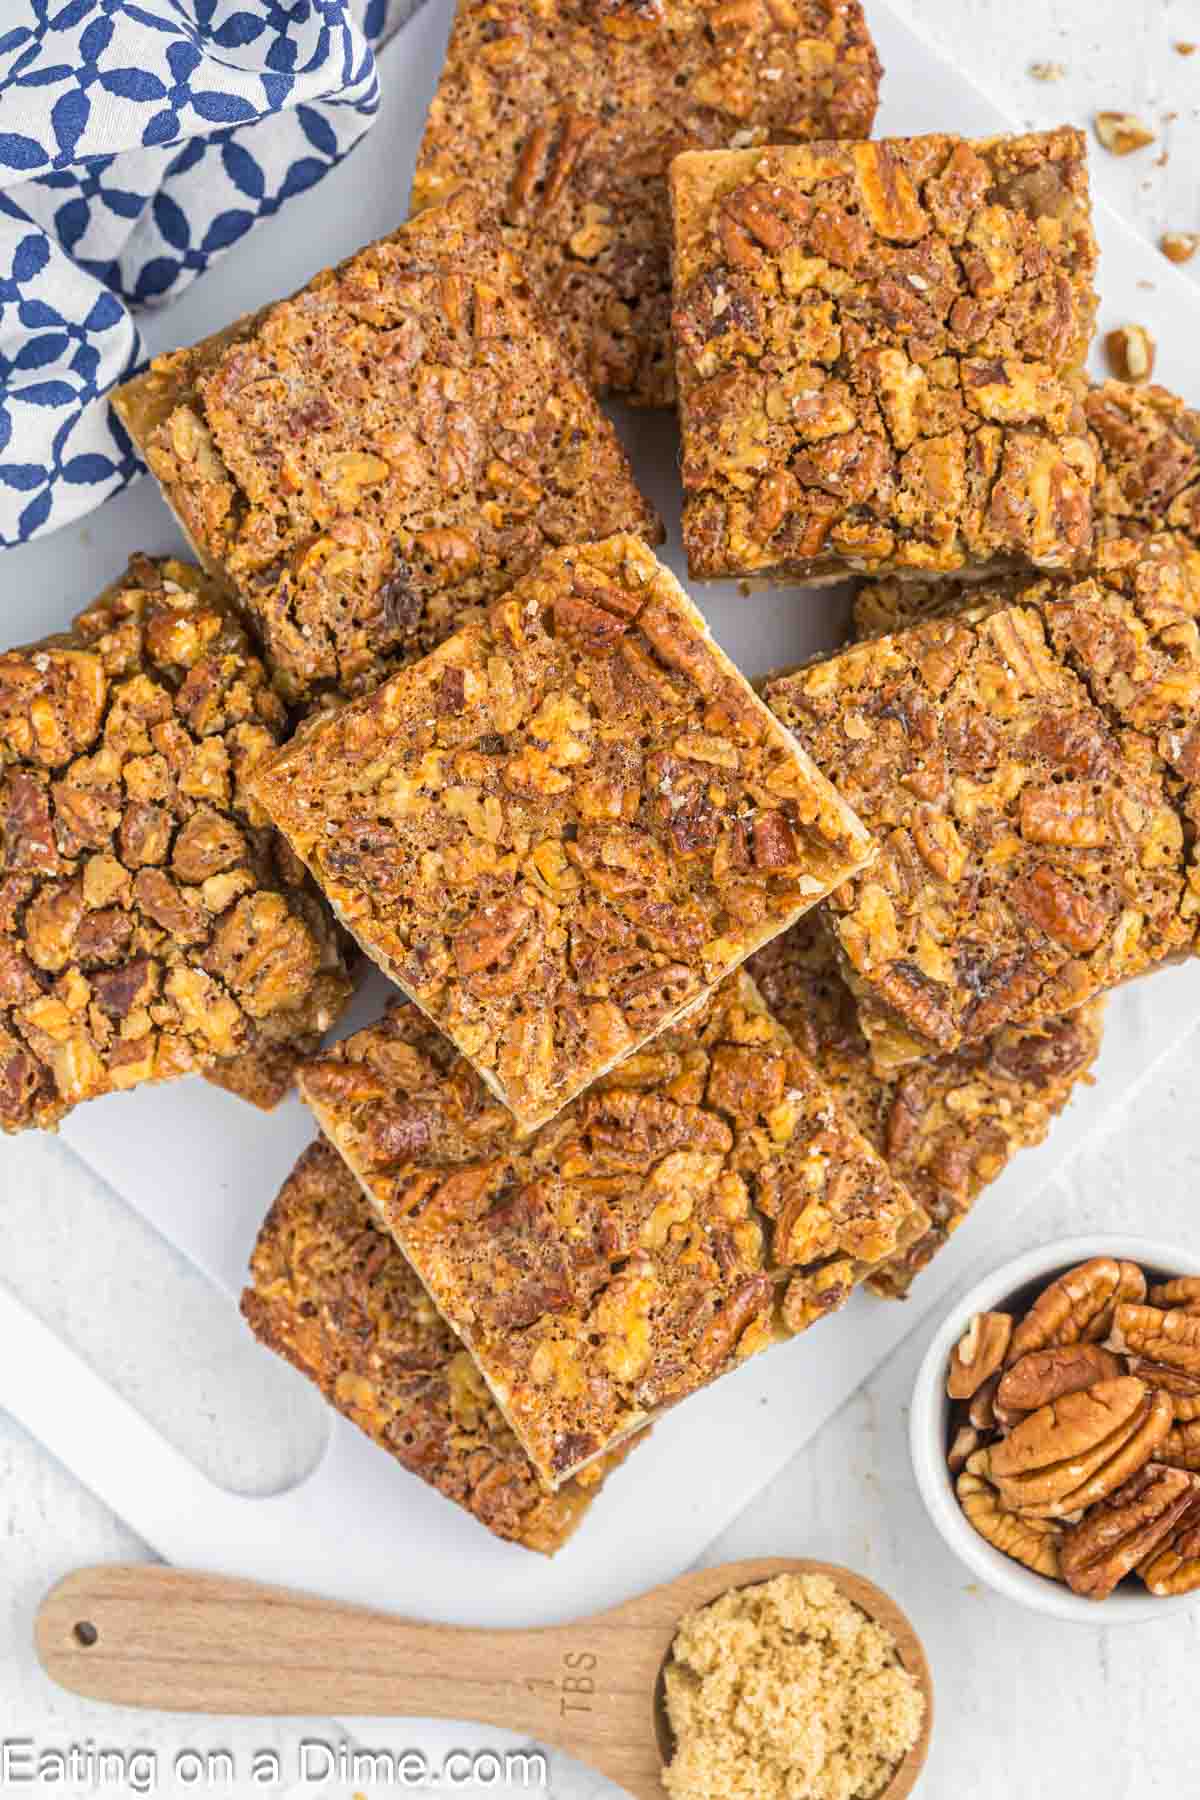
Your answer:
(748, 913), (1104, 1297)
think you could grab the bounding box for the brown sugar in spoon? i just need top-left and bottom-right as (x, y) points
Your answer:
(37, 1558), (933, 1800)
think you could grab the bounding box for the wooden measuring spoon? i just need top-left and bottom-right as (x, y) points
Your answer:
(37, 1558), (933, 1800)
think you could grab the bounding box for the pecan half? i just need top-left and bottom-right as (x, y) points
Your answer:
(1108, 1302), (1200, 1375)
(1009, 1258), (1147, 1361)
(1124, 1355), (1200, 1423)
(780, 1259), (856, 1334)
(1160, 1420), (1200, 1473)
(948, 1423), (982, 1474)
(1140, 1491), (1200, 1595)
(947, 1310), (1013, 1399)
(1148, 1277), (1200, 1315)
(1061, 1463), (1198, 1600)
(996, 1344), (1123, 1415)
(983, 1377), (1171, 1519)
(693, 1273), (773, 1373)
(957, 1467), (1063, 1581)
(968, 1371), (1002, 1433)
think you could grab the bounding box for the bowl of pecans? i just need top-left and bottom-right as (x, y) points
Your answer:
(910, 1236), (1200, 1623)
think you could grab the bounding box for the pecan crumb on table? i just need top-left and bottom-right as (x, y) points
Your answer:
(670, 130), (1099, 585)
(253, 534), (874, 1132)
(0, 556), (354, 1133)
(298, 984), (926, 1489)
(114, 188), (661, 706)
(748, 914), (1105, 1296)
(765, 603), (1191, 1074)
(243, 1138), (635, 1551)
(412, 0), (881, 409)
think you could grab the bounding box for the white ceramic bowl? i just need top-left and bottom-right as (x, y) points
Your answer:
(910, 1235), (1200, 1625)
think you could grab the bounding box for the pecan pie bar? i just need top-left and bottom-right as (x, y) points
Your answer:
(748, 914), (1105, 1295)
(851, 535), (1200, 949)
(671, 131), (1099, 584)
(855, 380), (1200, 639)
(253, 534), (874, 1131)
(412, 0), (881, 408)
(764, 604), (1191, 1073)
(297, 983), (925, 1488)
(114, 188), (661, 705)
(243, 1137), (633, 1550)
(0, 557), (354, 1133)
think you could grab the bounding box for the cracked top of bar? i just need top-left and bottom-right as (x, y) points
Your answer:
(114, 188), (661, 705)
(0, 557), (353, 1133)
(242, 1138), (635, 1552)
(252, 534), (874, 1131)
(748, 913), (1105, 1296)
(412, 0), (881, 408)
(670, 130), (1099, 584)
(297, 983), (925, 1488)
(765, 603), (1190, 1073)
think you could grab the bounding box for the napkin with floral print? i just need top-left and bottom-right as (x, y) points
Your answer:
(0, 0), (406, 547)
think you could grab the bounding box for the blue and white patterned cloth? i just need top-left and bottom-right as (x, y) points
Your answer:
(0, 1), (407, 548)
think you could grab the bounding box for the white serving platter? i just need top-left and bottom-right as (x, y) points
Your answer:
(2, 0), (1200, 1631)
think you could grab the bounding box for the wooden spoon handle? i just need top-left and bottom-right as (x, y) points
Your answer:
(37, 1565), (590, 1730)
(37, 1555), (928, 1800)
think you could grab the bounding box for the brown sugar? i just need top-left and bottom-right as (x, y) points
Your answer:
(662, 1572), (925, 1800)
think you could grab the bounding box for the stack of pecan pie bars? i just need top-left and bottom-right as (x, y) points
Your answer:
(4, 0), (1200, 1562)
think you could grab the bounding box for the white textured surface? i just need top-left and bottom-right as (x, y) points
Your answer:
(3, 0), (1200, 1794)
